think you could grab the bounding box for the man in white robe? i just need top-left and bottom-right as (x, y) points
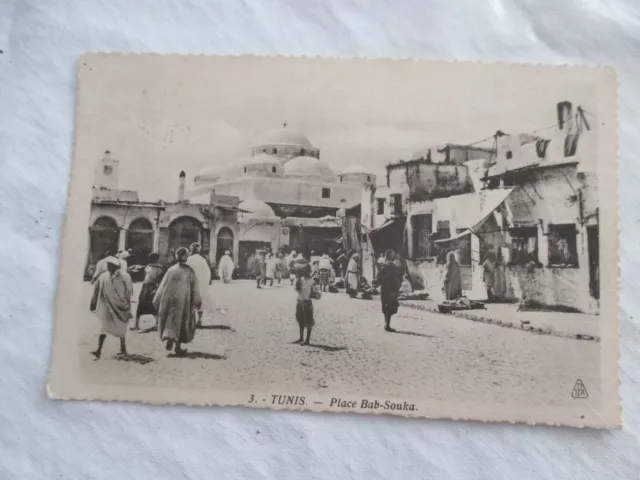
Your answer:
(117, 250), (130, 272)
(91, 249), (113, 284)
(218, 250), (234, 283)
(89, 256), (133, 358)
(186, 243), (212, 326)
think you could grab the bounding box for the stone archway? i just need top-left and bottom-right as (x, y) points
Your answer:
(168, 216), (203, 254)
(126, 217), (154, 266)
(89, 216), (119, 266)
(216, 227), (234, 264)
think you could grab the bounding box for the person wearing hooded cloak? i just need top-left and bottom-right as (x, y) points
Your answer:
(444, 251), (463, 300)
(154, 247), (202, 356)
(186, 243), (212, 326)
(218, 250), (235, 283)
(90, 256), (133, 358)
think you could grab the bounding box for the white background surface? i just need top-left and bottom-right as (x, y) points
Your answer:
(1, 1), (639, 478)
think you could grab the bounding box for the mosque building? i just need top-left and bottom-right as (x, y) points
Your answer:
(186, 126), (376, 269)
(85, 150), (241, 278)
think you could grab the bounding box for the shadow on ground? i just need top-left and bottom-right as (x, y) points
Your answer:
(308, 344), (347, 352)
(198, 325), (235, 331)
(392, 330), (436, 338)
(167, 351), (227, 360)
(114, 354), (155, 365)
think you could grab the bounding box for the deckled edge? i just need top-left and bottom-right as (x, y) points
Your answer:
(46, 54), (623, 430)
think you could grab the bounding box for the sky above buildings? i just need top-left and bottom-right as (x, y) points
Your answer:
(77, 55), (600, 201)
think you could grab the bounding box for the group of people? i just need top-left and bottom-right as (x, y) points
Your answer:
(90, 240), (465, 358)
(288, 248), (406, 336)
(245, 250), (293, 288)
(89, 242), (231, 359)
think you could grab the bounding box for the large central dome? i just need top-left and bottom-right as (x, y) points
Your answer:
(253, 127), (315, 149)
(284, 156), (336, 181)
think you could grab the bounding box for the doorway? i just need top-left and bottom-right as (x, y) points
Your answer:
(89, 216), (119, 266)
(126, 217), (154, 266)
(168, 216), (202, 253)
(216, 227), (235, 264)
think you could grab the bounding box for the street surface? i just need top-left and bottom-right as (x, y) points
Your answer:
(79, 280), (601, 407)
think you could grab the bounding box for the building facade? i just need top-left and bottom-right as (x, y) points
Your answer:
(363, 102), (599, 314)
(86, 151), (241, 277)
(187, 127), (375, 268)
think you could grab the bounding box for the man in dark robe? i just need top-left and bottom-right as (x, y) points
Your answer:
(132, 252), (165, 330)
(377, 250), (403, 332)
(253, 250), (266, 288)
(153, 247), (202, 357)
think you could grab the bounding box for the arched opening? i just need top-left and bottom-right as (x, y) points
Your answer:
(126, 217), (154, 266)
(216, 227), (234, 265)
(89, 216), (119, 267)
(168, 216), (203, 254)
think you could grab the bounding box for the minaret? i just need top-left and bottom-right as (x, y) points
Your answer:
(95, 150), (119, 190)
(178, 170), (186, 202)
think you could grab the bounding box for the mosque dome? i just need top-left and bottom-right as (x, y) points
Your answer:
(238, 199), (277, 219)
(193, 165), (223, 183)
(284, 156), (336, 181)
(253, 127), (315, 149)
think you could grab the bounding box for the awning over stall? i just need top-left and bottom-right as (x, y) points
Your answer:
(409, 187), (513, 232)
(433, 229), (472, 244)
(368, 217), (407, 256)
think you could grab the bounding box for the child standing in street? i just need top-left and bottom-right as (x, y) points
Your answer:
(295, 263), (321, 346)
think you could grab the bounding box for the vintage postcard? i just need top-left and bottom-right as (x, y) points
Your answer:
(49, 54), (620, 428)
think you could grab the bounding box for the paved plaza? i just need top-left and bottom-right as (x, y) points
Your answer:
(79, 279), (602, 408)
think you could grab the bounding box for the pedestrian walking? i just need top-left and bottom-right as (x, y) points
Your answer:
(186, 243), (211, 327)
(275, 253), (286, 284)
(444, 251), (462, 300)
(131, 252), (165, 331)
(378, 250), (402, 332)
(265, 252), (276, 286)
(345, 253), (360, 298)
(91, 248), (113, 284)
(218, 250), (234, 283)
(482, 251), (496, 302)
(153, 247), (202, 357)
(117, 250), (130, 272)
(294, 262), (321, 345)
(89, 256), (133, 359)
(318, 254), (332, 292)
(254, 250), (266, 288)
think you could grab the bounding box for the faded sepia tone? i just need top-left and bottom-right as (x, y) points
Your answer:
(48, 54), (620, 428)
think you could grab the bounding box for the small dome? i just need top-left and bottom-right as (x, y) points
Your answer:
(194, 166), (223, 183)
(340, 164), (374, 176)
(238, 199), (277, 219)
(253, 128), (314, 149)
(284, 156), (335, 181)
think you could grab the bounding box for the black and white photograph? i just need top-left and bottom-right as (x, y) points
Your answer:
(48, 54), (619, 428)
